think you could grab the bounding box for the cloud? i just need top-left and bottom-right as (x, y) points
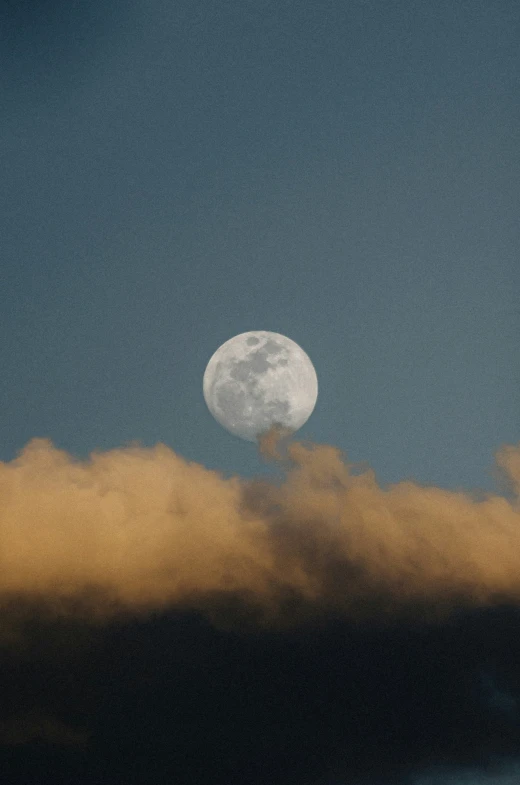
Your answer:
(413, 758), (520, 784)
(0, 431), (519, 635)
(1, 430), (520, 784)
(478, 667), (518, 720)
(0, 709), (88, 747)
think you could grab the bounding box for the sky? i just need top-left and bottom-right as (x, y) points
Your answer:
(0, 1), (519, 783)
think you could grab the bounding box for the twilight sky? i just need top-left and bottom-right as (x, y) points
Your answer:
(0, 1), (519, 784)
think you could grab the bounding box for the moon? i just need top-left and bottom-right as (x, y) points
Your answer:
(203, 331), (318, 442)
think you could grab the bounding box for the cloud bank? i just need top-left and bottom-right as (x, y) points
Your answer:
(2, 431), (520, 784)
(1, 431), (519, 631)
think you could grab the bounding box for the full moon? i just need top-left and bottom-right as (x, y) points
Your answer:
(203, 331), (318, 442)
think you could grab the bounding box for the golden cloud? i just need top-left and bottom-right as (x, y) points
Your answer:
(0, 431), (519, 633)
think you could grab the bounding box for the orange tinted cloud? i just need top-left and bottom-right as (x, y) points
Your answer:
(0, 432), (519, 630)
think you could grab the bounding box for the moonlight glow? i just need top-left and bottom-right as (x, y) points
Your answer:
(203, 331), (318, 442)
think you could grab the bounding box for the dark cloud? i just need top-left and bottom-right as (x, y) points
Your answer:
(1, 605), (520, 784)
(1, 431), (520, 783)
(0, 709), (88, 747)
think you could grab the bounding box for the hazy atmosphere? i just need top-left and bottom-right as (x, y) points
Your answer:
(1, 1), (519, 783)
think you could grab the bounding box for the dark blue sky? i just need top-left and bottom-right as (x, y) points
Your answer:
(1, 0), (518, 494)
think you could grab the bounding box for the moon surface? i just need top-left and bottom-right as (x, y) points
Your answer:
(203, 331), (318, 442)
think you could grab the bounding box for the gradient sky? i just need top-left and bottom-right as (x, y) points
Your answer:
(2, 0), (518, 490)
(1, 2), (519, 784)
